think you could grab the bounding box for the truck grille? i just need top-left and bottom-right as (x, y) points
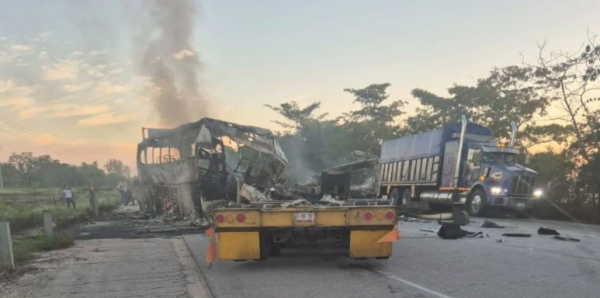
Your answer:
(510, 175), (537, 196)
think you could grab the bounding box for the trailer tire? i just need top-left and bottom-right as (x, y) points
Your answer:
(389, 188), (400, 205)
(400, 189), (411, 206)
(467, 189), (486, 216)
(255, 232), (270, 261)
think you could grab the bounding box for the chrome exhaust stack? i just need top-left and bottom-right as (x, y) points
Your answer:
(510, 121), (517, 147)
(453, 115), (468, 189)
(450, 115), (469, 226)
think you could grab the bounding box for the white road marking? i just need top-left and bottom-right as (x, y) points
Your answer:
(376, 270), (456, 298)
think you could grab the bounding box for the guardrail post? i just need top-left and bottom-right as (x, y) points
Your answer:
(0, 222), (14, 270)
(43, 211), (54, 236)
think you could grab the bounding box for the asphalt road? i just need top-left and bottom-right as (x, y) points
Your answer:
(184, 216), (600, 298)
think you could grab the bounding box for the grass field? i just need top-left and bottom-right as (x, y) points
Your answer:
(0, 188), (122, 271)
(0, 187), (121, 233)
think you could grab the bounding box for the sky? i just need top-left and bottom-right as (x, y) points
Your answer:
(0, 0), (599, 171)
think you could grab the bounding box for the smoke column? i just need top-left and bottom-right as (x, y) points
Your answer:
(139, 0), (206, 126)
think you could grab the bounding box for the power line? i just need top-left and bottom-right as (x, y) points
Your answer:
(0, 126), (69, 157)
(0, 114), (85, 156)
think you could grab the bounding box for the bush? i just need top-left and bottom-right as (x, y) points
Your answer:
(10, 233), (75, 264)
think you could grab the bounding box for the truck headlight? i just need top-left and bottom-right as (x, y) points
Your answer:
(533, 189), (543, 197)
(490, 186), (502, 195)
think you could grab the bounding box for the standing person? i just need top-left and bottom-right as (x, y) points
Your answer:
(88, 182), (97, 211)
(126, 187), (135, 206)
(63, 185), (76, 209)
(116, 179), (128, 206)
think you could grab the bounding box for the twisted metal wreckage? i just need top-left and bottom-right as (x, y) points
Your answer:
(136, 117), (382, 226)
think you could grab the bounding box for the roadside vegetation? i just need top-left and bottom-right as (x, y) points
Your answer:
(0, 187), (121, 233)
(0, 189), (121, 275)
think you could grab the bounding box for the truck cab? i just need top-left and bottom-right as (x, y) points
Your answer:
(458, 141), (542, 216)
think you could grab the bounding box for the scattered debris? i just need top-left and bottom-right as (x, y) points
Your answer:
(420, 228), (437, 233)
(320, 151), (381, 199)
(538, 227), (560, 235)
(554, 235), (580, 242)
(320, 194), (345, 206)
(281, 199), (312, 208)
(501, 233), (532, 237)
(437, 223), (483, 239)
(481, 220), (505, 228)
(398, 214), (433, 223)
(496, 238), (504, 243)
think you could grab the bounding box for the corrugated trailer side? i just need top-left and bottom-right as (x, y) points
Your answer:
(380, 123), (494, 188)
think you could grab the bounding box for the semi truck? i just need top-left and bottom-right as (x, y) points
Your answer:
(379, 115), (542, 217)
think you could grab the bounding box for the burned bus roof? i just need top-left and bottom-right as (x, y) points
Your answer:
(140, 117), (276, 143)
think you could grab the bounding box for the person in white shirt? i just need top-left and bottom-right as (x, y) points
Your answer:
(117, 180), (128, 205)
(62, 185), (76, 209)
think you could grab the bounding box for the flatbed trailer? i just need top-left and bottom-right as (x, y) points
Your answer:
(206, 201), (399, 262)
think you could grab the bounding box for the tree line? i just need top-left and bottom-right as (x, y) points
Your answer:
(0, 152), (131, 189)
(267, 33), (600, 222)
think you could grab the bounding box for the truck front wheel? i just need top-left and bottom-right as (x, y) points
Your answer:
(468, 189), (486, 216)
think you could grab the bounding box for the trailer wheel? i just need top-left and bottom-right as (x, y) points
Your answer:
(400, 189), (411, 206)
(255, 232), (270, 261)
(389, 188), (400, 205)
(468, 189), (486, 216)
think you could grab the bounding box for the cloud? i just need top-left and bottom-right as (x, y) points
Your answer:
(78, 113), (136, 127)
(18, 106), (46, 119)
(0, 96), (35, 108)
(89, 80), (132, 98)
(0, 83), (37, 109)
(0, 79), (14, 93)
(42, 59), (79, 81)
(63, 81), (92, 92)
(11, 44), (30, 52)
(0, 36), (7, 41)
(47, 104), (112, 119)
(173, 49), (195, 59)
(88, 50), (107, 56)
(18, 103), (112, 119)
(38, 51), (48, 60)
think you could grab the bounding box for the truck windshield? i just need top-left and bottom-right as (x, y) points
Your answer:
(483, 152), (517, 164)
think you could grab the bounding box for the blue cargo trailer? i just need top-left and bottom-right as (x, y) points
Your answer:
(380, 117), (542, 217)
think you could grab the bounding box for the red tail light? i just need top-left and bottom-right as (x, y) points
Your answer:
(364, 211), (373, 220)
(236, 214), (245, 223)
(385, 211), (394, 220)
(215, 214), (224, 223)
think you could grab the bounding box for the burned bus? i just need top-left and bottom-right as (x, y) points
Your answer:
(136, 118), (289, 224)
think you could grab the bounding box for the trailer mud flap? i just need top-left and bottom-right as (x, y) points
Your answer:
(349, 230), (393, 259)
(217, 231), (260, 260)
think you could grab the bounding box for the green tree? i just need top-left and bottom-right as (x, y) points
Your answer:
(406, 66), (567, 152)
(104, 159), (131, 178)
(341, 83), (407, 155)
(526, 37), (600, 161)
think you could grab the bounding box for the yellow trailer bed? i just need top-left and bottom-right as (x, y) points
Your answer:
(207, 205), (399, 262)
